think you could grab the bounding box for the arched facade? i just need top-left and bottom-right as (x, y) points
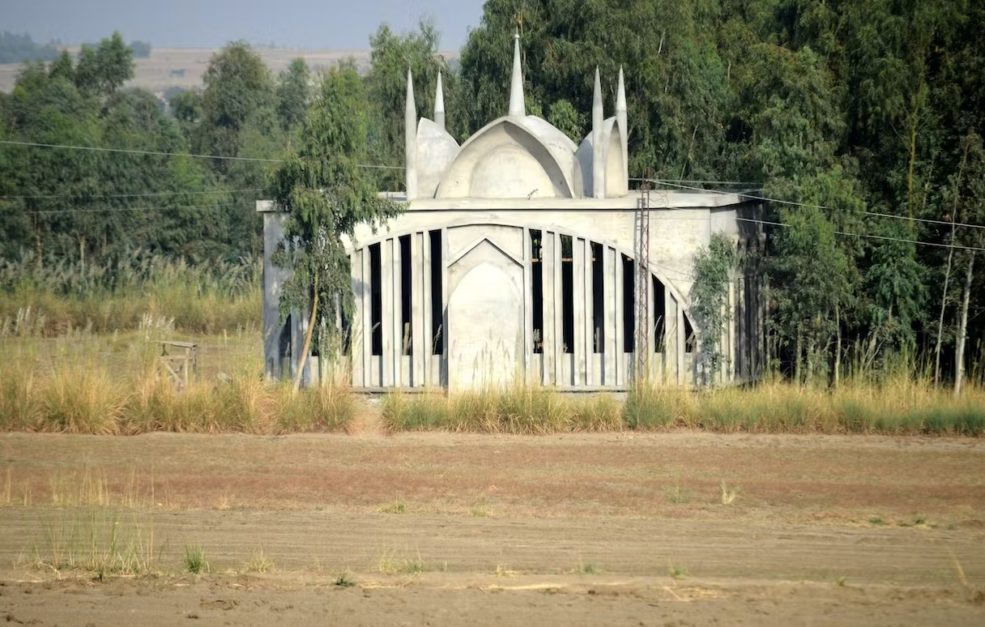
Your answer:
(340, 222), (702, 390)
(258, 34), (765, 390)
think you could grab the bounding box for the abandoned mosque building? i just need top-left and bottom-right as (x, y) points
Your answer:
(259, 36), (765, 391)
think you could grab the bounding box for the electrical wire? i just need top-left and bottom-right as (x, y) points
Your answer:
(0, 138), (403, 171)
(634, 177), (985, 232)
(22, 202), (242, 216)
(0, 188), (264, 201)
(0, 139), (284, 163)
(734, 217), (985, 253)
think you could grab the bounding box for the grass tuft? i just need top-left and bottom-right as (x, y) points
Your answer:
(184, 545), (210, 574)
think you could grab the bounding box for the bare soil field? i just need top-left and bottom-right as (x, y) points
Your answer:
(1, 428), (983, 625)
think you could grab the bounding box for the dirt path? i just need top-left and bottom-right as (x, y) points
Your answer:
(1, 431), (983, 624)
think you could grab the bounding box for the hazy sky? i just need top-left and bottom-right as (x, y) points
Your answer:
(2, 0), (487, 50)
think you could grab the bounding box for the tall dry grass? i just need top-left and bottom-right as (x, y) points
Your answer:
(0, 333), (354, 435)
(383, 379), (985, 436)
(382, 388), (622, 434)
(0, 251), (260, 336)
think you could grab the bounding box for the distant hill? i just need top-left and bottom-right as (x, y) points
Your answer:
(0, 46), (458, 97)
(0, 31), (60, 64)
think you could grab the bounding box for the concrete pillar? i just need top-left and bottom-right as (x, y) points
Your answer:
(646, 271), (655, 380)
(440, 227), (449, 386)
(523, 228), (533, 384)
(351, 250), (364, 387)
(552, 232), (564, 385)
(573, 238), (586, 386)
(411, 233), (424, 387)
(421, 232), (432, 387)
(664, 288), (678, 386)
(614, 253), (624, 387)
(676, 301), (686, 386)
(542, 232), (557, 385)
(361, 247), (374, 386)
(392, 237), (404, 386)
(583, 238), (594, 386)
(728, 277), (737, 383)
(382, 238), (394, 387)
(603, 246), (616, 386)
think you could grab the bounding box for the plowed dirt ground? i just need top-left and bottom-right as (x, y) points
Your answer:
(1, 430), (983, 625)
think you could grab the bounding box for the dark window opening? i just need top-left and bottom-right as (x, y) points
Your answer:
(369, 242), (382, 356)
(684, 314), (696, 353)
(561, 235), (574, 354)
(653, 276), (665, 353)
(531, 230), (544, 354)
(592, 242), (604, 353)
(399, 235), (412, 356)
(278, 314), (292, 366)
(340, 293), (351, 355)
(429, 230), (443, 355)
(622, 254), (635, 353)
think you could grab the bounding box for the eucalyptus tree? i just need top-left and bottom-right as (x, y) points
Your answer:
(365, 20), (452, 190)
(458, 0), (730, 180)
(272, 63), (398, 389)
(276, 58), (311, 133)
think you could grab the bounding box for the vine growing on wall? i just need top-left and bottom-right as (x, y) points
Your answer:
(691, 234), (738, 386)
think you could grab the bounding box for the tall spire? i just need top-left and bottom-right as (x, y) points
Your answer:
(616, 66), (628, 192)
(434, 71), (446, 130)
(508, 31), (525, 117)
(405, 67), (418, 199)
(592, 67), (605, 199)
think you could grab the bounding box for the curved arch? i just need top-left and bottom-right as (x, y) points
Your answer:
(435, 117), (574, 199)
(346, 219), (693, 317)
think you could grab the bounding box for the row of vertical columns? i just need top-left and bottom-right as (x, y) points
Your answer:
(349, 234), (440, 389)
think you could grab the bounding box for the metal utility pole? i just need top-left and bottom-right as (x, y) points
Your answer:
(634, 176), (651, 381)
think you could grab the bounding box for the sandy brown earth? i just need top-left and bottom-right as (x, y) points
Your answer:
(0, 429), (983, 625)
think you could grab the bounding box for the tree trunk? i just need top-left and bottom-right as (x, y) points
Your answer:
(293, 274), (320, 393)
(834, 303), (841, 389)
(806, 336), (815, 387)
(794, 326), (802, 387)
(954, 253), (974, 397)
(935, 228), (955, 384)
(935, 141), (969, 384)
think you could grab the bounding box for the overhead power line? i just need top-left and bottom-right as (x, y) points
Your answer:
(0, 139), (405, 171)
(635, 178), (985, 232)
(733, 217), (985, 253)
(19, 202), (242, 216)
(0, 188), (264, 201)
(0, 139), (285, 163)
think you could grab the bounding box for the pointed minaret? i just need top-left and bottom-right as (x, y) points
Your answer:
(508, 31), (525, 117)
(405, 68), (418, 199)
(592, 67), (605, 199)
(434, 71), (446, 130)
(616, 66), (629, 192)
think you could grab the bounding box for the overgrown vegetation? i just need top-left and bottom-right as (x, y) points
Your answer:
(381, 382), (985, 436)
(0, 252), (260, 335)
(0, 334), (353, 434)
